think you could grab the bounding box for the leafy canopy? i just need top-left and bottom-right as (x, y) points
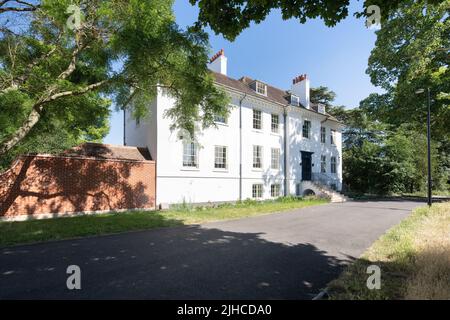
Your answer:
(365, 0), (449, 138)
(190, 0), (444, 41)
(0, 0), (229, 164)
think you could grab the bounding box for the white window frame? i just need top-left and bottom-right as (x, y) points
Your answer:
(252, 184), (263, 198)
(271, 114), (279, 133)
(321, 155), (326, 173)
(320, 127), (326, 143)
(271, 148), (280, 170)
(214, 145), (228, 170)
(291, 95), (300, 107)
(331, 129), (336, 145)
(253, 109), (262, 130)
(182, 141), (198, 168)
(331, 156), (337, 174)
(303, 120), (311, 139)
(270, 184), (281, 198)
(253, 145), (263, 169)
(255, 82), (267, 96)
(214, 114), (227, 125)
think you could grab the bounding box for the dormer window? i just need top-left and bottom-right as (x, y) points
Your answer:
(318, 103), (326, 114)
(290, 94), (300, 107)
(255, 81), (267, 96)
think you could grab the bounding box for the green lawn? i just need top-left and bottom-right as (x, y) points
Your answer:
(0, 197), (327, 247)
(328, 202), (450, 300)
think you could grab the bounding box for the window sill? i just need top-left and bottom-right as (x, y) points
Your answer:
(180, 167), (200, 171)
(214, 122), (228, 127)
(252, 168), (264, 172)
(270, 132), (281, 136)
(252, 129), (264, 134)
(213, 169), (229, 173)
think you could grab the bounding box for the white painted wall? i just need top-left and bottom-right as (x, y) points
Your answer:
(240, 95), (286, 200)
(286, 107), (343, 194)
(291, 77), (310, 109)
(124, 83), (343, 205)
(124, 99), (158, 161)
(155, 89), (241, 204)
(208, 54), (227, 75)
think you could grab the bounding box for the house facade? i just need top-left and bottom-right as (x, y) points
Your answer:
(125, 50), (344, 206)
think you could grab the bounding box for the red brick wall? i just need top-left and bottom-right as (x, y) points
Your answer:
(0, 155), (156, 218)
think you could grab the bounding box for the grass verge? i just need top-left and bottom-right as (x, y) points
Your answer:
(328, 201), (450, 300)
(0, 196), (327, 247)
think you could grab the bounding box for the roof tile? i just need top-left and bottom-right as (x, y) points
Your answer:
(212, 72), (339, 122)
(62, 143), (152, 161)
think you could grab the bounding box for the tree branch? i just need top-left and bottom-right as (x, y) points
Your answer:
(0, 0), (39, 14)
(39, 79), (109, 105)
(57, 30), (87, 80)
(0, 79), (110, 156)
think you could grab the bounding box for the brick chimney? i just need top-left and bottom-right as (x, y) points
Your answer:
(208, 49), (227, 76)
(291, 74), (310, 109)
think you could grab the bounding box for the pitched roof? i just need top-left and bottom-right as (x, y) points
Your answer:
(62, 143), (152, 161)
(212, 72), (339, 122)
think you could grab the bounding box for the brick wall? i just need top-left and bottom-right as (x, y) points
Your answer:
(0, 155), (156, 218)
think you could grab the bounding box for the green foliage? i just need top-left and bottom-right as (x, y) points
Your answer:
(0, 0), (229, 169)
(366, 0), (450, 148)
(340, 112), (448, 195)
(325, 0), (450, 196)
(310, 86), (337, 108)
(190, 0), (443, 41)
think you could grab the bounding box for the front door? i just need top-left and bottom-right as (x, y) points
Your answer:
(301, 151), (312, 181)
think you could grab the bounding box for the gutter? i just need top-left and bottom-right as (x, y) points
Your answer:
(283, 106), (289, 196)
(123, 108), (126, 146)
(239, 93), (247, 201)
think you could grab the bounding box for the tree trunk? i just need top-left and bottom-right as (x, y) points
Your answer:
(0, 107), (42, 156)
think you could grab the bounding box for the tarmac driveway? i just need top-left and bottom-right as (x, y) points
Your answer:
(0, 200), (422, 299)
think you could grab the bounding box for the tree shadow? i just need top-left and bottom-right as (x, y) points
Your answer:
(0, 221), (350, 299)
(0, 152), (155, 217)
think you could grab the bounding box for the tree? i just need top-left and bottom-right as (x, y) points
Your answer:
(335, 102), (448, 195)
(310, 86), (336, 108)
(0, 0), (229, 162)
(190, 0), (444, 41)
(363, 0), (450, 193)
(366, 0), (449, 140)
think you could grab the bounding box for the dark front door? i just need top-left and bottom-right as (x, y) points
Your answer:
(301, 151), (312, 181)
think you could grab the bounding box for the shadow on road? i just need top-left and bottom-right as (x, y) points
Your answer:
(0, 224), (351, 299)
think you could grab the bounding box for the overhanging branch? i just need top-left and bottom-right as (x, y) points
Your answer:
(0, 0), (39, 14)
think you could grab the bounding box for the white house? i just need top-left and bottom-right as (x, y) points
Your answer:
(124, 50), (344, 206)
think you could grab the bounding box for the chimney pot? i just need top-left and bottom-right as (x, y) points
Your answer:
(291, 73), (310, 109)
(208, 49), (227, 75)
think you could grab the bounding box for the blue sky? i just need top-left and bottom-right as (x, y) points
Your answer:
(104, 0), (383, 145)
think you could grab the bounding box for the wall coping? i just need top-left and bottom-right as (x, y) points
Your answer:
(16, 153), (155, 164)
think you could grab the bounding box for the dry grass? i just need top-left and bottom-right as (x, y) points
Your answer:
(405, 203), (450, 299)
(329, 202), (450, 300)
